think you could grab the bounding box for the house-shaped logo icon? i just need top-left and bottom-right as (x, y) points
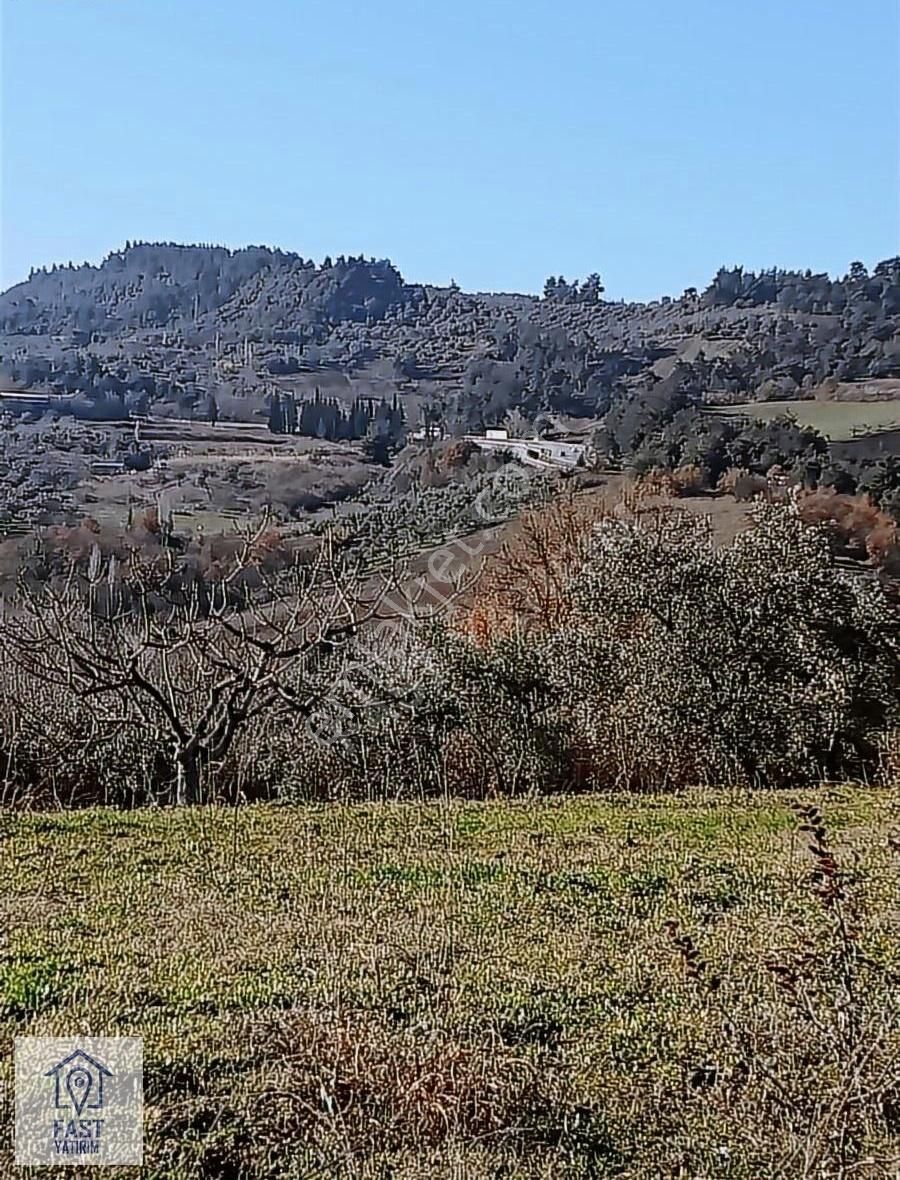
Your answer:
(44, 1050), (113, 1117)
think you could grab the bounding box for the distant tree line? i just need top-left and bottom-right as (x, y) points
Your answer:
(2, 242), (899, 493)
(542, 273), (605, 303)
(0, 244), (415, 338)
(702, 258), (900, 315)
(267, 390), (405, 448)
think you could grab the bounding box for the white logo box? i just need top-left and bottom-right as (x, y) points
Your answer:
(15, 1037), (143, 1166)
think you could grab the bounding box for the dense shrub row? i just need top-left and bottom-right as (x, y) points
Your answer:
(0, 501), (895, 807)
(288, 506), (899, 799)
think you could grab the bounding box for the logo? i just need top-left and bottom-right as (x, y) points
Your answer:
(15, 1037), (143, 1166)
(45, 1049), (112, 1155)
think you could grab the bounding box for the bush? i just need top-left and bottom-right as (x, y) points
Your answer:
(717, 465), (769, 501)
(670, 463), (706, 496)
(542, 505), (899, 788)
(797, 488), (899, 568)
(278, 627), (576, 802)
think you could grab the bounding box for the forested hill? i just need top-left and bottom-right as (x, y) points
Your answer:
(0, 244), (415, 336)
(1, 244), (900, 431)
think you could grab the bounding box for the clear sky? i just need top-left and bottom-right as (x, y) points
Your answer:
(1, 0), (898, 299)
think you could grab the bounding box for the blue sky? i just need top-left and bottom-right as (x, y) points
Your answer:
(1, 0), (897, 299)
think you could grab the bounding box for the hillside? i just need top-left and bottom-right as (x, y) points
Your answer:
(2, 246), (900, 549)
(2, 247), (899, 436)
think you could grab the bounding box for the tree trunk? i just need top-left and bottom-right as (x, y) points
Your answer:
(175, 746), (202, 806)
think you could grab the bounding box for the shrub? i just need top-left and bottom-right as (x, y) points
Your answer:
(797, 487), (899, 569)
(670, 463), (706, 496)
(279, 626), (576, 802)
(717, 465), (769, 501)
(286, 504), (900, 800)
(541, 505), (900, 788)
(462, 491), (608, 644)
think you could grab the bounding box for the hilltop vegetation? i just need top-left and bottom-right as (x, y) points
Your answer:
(2, 246), (899, 424)
(3, 244), (900, 533)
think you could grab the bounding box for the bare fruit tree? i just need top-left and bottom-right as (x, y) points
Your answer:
(1, 522), (450, 804)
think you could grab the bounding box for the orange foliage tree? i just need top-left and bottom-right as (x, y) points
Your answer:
(796, 489), (898, 566)
(460, 491), (609, 645)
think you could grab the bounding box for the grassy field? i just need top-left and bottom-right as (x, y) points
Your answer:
(709, 400), (900, 441)
(1, 789), (898, 1177)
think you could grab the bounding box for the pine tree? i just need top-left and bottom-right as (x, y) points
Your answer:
(267, 393), (283, 434)
(282, 394), (297, 434)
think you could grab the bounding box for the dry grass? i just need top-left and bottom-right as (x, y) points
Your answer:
(1, 789), (898, 1177)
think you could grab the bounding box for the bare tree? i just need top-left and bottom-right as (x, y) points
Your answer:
(1, 521), (460, 804)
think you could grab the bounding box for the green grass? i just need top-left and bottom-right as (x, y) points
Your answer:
(1, 789), (898, 1177)
(708, 399), (900, 440)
